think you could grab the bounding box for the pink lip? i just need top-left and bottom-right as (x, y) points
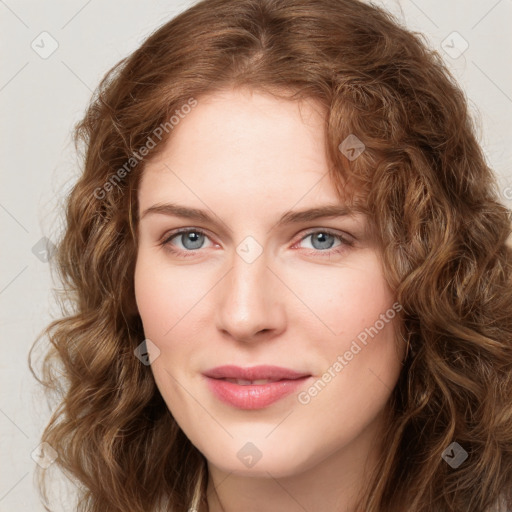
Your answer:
(203, 365), (310, 381)
(202, 365), (312, 410)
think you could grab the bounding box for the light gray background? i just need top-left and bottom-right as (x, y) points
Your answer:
(1, 0), (511, 510)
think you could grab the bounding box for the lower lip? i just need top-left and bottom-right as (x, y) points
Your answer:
(204, 376), (311, 409)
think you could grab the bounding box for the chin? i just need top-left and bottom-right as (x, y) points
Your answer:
(200, 436), (324, 479)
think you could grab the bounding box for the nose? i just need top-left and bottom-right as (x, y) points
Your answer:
(215, 249), (286, 344)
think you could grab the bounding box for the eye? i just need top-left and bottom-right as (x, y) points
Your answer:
(294, 229), (353, 257)
(161, 228), (213, 256)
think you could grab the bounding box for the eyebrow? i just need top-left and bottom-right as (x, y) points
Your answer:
(141, 202), (363, 230)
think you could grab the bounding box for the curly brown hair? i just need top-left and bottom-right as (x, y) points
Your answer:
(30, 0), (512, 511)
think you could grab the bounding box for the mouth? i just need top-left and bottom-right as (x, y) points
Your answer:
(202, 364), (311, 381)
(202, 366), (312, 409)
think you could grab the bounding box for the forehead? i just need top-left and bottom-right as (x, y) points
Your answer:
(140, 88), (335, 199)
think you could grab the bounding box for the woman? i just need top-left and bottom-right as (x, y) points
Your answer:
(30, 0), (512, 510)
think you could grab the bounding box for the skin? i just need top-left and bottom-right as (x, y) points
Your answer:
(134, 87), (405, 512)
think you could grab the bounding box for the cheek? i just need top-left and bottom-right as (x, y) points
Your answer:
(134, 247), (209, 338)
(134, 251), (199, 411)
(288, 253), (404, 403)
(134, 258), (170, 337)
(283, 252), (395, 339)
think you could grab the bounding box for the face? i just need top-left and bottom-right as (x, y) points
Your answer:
(134, 87), (405, 479)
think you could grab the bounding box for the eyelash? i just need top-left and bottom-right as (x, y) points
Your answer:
(160, 228), (354, 258)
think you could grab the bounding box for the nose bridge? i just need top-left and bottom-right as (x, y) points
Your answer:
(216, 245), (283, 341)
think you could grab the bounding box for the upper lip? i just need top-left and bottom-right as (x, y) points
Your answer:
(203, 365), (311, 381)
